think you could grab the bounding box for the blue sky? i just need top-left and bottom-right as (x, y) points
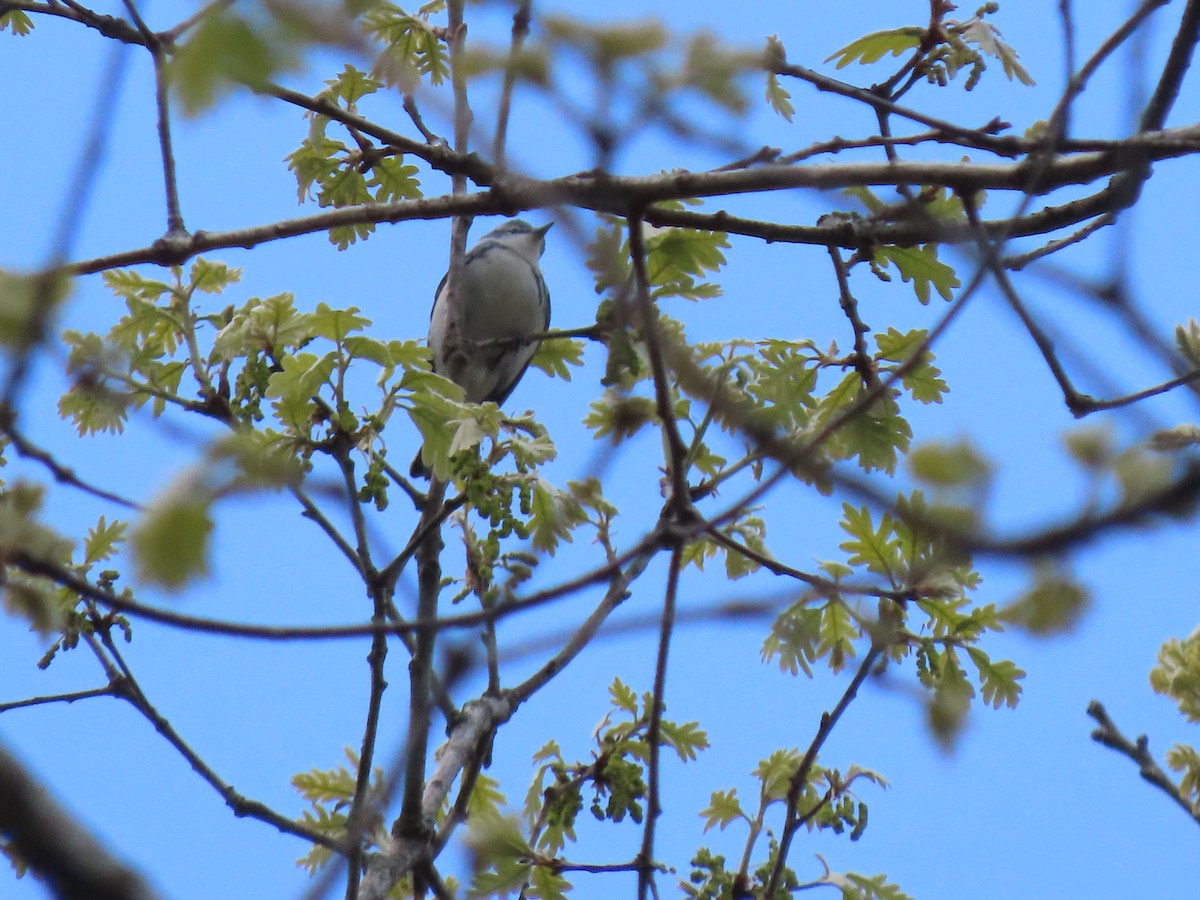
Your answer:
(3, 1), (1200, 898)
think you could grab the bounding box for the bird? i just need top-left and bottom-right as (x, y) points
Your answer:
(410, 218), (553, 478)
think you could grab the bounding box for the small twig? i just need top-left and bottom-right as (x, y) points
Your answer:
(122, 0), (186, 238)
(292, 484), (365, 577)
(0, 686), (114, 713)
(159, 0), (235, 42)
(960, 193), (1092, 415)
(1002, 213), (1114, 270)
(628, 216), (690, 504)
(0, 404), (140, 508)
(1087, 700), (1200, 826)
(636, 545), (682, 900)
(828, 247), (879, 391)
(762, 645), (882, 896)
(492, 0), (533, 169)
(78, 614), (340, 851)
(402, 94), (441, 145)
(506, 539), (658, 705)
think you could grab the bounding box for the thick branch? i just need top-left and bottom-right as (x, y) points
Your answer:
(0, 742), (157, 900)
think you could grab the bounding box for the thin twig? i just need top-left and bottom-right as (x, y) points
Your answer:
(1087, 700), (1200, 826)
(628, 216), (690, 503)
(492, 0), (532, 170)
(762, 645), (882, 896)
(0, 686), (114, 713)
(0, 404), (140, 508)
(636, 545), (681, 900)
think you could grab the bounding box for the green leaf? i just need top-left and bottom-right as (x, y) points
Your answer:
(966, 647), (1024, 709)
(659, 720), (709, 761)
(1149, 424), (1200, 452)
(957, 19), (1035, 86)
(875, 328), (948, 404)
(872, 245), (959, 304)
(1150, 633), (1200, 723)
(189, 258), (240, 294)
(466, 814), (534, 898)
(700, 788), (747, 832)
(543, 16), (668, 63)
(364, 7), (450, 89)
(531, 337), (585, 380)
(528, 864), (571, 900)
(838, 504), (898, 577)
(0, 269), (71, 348)
(927, 656), (973, 746)
(831, 870), (914, 900)
(820, 378), (912, 474)
(84, 517), (128, 566)
(213, 293), (311, 360)
(908, 440), (990, 487)
(529, 478), (587, 553)
(1, 10), (34, 35)
(753, 748), (804, 801)
(320, 64), (382, 107)
(826, 27), (923, 68)
(1000, 571), (1089, 635)
(645, 227), (729, 302)
(170, 12), (296, 115)
(367, 156), (422, 203)
(1165, 744), (1200, 804)
(762, 603), (823, 677)
(133, 494), (214, 588)
(266, 351), (337, 430)
(1176, 318), (1200, 367)
(584, 393), (657, 440)
(765, 71), (794, 122)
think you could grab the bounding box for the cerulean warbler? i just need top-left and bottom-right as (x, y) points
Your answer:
(411, 218), (553, 477)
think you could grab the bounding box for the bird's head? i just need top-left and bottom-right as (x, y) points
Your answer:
(481, 219), (553, 261)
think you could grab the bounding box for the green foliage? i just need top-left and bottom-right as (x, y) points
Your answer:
(682, 512), (768, 579)
(4, 3), (1091, 895)
(1000, 568), (1090, 636)
(818, 376), (912, 474)
(543, 16), (668, 65)
(0, 9), (34, 35)
(695, 751), (888, 897)
(826, 5), (1033, 91)
(293, 749), (385, 874)
(831, 870), (914, 900)
(0, 269), (70, 348)
(908, 439), (990, 487)
(1164, 744), (1200, 810)
(588, 217), (729, 305)
(826, 28), (924, 69)
(132, 493), (214, 589)
(952, 9), (1035, 87)
(744, 497), (1022, 741)
(875, 328), (947, 404)
(285, 123), (423, 247)
(362, 1), (451, 90)
(765, 72), (795, 122)
(1151, 632), (1200, 723)
(285, 64), (423, 247)
(170, 11), (299, 115)
(504, 678), (707, 891)
(1176, 317), (1200, 367)
(0, 483), (74, 634)
(870, 245), (960, 305)
(530, 337), (585, 381)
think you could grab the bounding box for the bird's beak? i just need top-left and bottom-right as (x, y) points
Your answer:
(535, 222), (554, 237)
